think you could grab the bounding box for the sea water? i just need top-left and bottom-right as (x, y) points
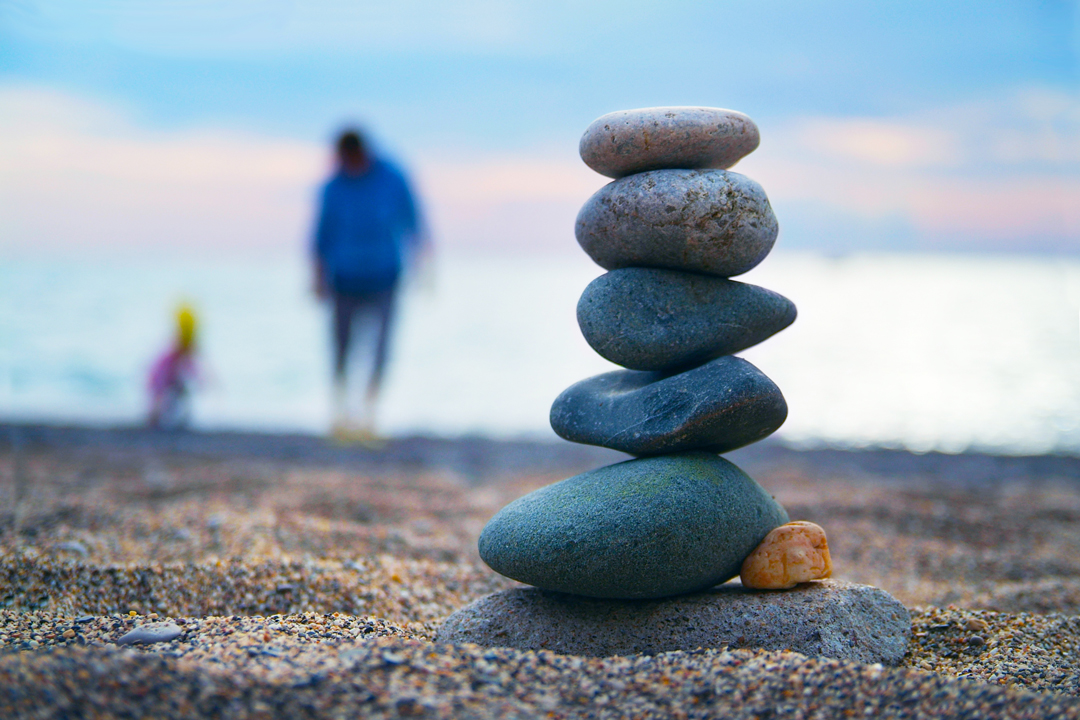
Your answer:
(2, 250), (1079, 456)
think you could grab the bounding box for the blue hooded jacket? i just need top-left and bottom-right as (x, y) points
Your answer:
(313, 158), (420, 295)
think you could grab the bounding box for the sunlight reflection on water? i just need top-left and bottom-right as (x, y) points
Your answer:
(2, 250), (1078, 455)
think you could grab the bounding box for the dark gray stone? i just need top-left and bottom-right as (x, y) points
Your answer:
(478, 452), (788, 599)
(550, 356), (787, 456)
(116, 622), (183, 646)
(575, 169), (778, 278)
(578, 268), (797, 371)
(437, 580), (911, 666)
(579, 107), (759, 179)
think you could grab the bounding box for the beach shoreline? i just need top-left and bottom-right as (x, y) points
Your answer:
(7, 420), (1080, 485)
(3, 421), (1080, 717)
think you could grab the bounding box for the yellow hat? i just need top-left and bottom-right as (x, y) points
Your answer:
(176, 304), (197, 350)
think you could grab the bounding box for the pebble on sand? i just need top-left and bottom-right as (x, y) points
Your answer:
(740, 521), (833, 590)
(575, 169), (779, 278)
(116, 621), (183, 646)
(579, 107), (760, 178)
(54, 540), (89, 557)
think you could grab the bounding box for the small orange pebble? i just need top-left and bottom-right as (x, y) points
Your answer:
(740, 521), (832, 590)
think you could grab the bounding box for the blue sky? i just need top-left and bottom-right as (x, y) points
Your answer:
(1, 1), (1077, 255)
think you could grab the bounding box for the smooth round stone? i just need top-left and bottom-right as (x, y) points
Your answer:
(578, 268), (797, 371)
(580, 107), (760, 178)
(576, 169), (778, 277)
(550, 355), (787, 456)
(437, 580), (911, 666)
(116, 621), (183, 646)
(478, 452), (789, 599)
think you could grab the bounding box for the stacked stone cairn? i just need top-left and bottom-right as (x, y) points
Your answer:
(439, 108), (911, 664)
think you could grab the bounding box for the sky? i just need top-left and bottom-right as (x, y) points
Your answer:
(1, 0), (1078, 257)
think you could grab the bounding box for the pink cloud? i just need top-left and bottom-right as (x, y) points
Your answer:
(738, 87), (1080, 250)
(2, 83), (1076, 256)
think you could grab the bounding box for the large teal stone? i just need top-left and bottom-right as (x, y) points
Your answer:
(478, 453), (789, 599)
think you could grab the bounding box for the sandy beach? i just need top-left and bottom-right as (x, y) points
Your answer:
(4, 422), (1080, 718)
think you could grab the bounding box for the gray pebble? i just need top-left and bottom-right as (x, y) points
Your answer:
(115, 622), (183, 646)
(438, 579), (911, 666)
(576, 169), (778, 277)
(579, 107), (760, 178)
(53, 541), (88, 557)
(478, 452), (788, 599)
(550, 355), (787, 456)
(578, 267), (796, 371)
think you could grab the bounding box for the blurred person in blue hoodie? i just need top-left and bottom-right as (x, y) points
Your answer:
(312, 128), (428, 444)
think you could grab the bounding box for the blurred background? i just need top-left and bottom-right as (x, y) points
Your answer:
(1, 0), (1078, 454)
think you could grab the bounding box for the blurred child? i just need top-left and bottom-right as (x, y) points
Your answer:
(147, 304), (200, 429)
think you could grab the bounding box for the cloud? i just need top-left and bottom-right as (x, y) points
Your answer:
(738, 87), (1080, 251)
(0, 90), (323, 256)
(416, 153), (606, 253)
(1, 82), (1077, 257)
(0, 84), (603, 256)
(794, 119), (959, 168)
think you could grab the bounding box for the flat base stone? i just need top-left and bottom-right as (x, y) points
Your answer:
(437, 579), (910, 665)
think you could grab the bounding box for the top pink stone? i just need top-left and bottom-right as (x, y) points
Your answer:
(579, 107), (760, 179)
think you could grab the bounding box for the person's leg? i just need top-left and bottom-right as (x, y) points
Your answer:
(173, 384), (192, 429)
(159, 383), (185, 429)
(332, 293), (356, 381)
(366, 287), (398, 407)
(331, 293), (359, 427)
(342, 288), (397, 438)
(331, 290), (394, 441)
